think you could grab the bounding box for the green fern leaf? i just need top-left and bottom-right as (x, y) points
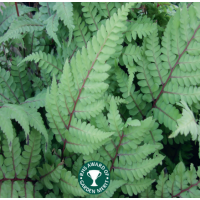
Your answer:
(125, 15), (157, 42)
(0, 67), (22, 104)
(2, 136), (22, 179)
(153, 99), (181, 131)
(122, 44), (142, 66)
(108, 97), (124, 136)
(122, 178), (155, 196)
(46, 3), (135, 154)
(98, 3), (122, 18)
(0, 4), (36, 34)
(46, 14), (61, 47)
(11, 56), (31, 101)
(0, 112), (14, 148)
(18, 129), (41, 179)
(73, 11), (91, 48)
(18, 51), (63, 77)
(21, 89), (47, 109)
(0, 180), (21, 198)
(169, 101), (200, 140)
(38, 161), (63, 189)
(163, 82), (200, 105)
(0, 16), (44, 43)
(114, 155), (165, 182)
(81, 3), (101, 33)
(1, 104), (30, 140)
(155, 170), (170, 197)
(116, 66), (151, 119)
(60, 169), (86, 197)
(53, 2), (74, 46)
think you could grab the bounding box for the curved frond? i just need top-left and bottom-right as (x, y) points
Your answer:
(46, 3), (135, 154)
(0, 16), (44, 43)
(38, 161), (63, 189)
(60, 169), (86, 197)
(18, 129), (41, 179)
(122, 178), (154, 196)
(0, 4), (36, 34)
(19, 51), (63, 77)
(114, 155), (164, 182)
(53, 2), (74, 45)
(73, 11), (91, 48)
(0, 67), (22, 104)
(11, 56), (31, 101)
(169, 101), (200, 140)
(46, 14), (61, 47)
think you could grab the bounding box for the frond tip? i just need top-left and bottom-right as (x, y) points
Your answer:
(169, 101), (200, 141)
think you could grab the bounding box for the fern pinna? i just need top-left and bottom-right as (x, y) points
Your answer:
(1, 2), (200, 198)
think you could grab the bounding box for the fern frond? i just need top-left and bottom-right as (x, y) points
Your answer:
(18, 129), (41, 179)
(145, 30), (168, 86)
(38, 2), (55, 22)
(0, 16), (44, 43)
(46, 3), (135, 154)
(121, 178), (154, 196)
(1, 104), (30, 141)
(103, 93), (126, 110)
(0, 67), (22, 104)
(94, 113), (110, 132)
(0, 4), (36, 34)
(169, 101), (200, 140)
(81, 2), (101, 33)
(21, 89), (46, 109)
(125, 15), (157, 42)
(114, 155), (164, 182)
(116, 66), (151, 119)
(31, 76), (44, 92)
(154, 162), (200, 198)
(139, 186), (155, 198)
(25, 108), (48, 145)
(0, 180), (21, 197)
(69, 118), (114, 143)
(171, 68), (200, 87)
(155, 170), (170, 197)
(0, 112), (13, 147)
(118, 144), (160, 165)
(163, 82), (200, 105)
(98, 3), (122, 19)
(38, 161), (63, 189)
(137, 59), (159, 102)
(53, 2), (74, 45)
(73, 11), (90, 48)
(60, 169), (86, 197)
(11, 56), (31, 101)
(19, 51), (63, 77)
(46, 14), (61, 47)
(2, 136), (22, 179)
(108, 97), (124, 136)
(122, 44), (141, 66)
(153, 99), (181, 131)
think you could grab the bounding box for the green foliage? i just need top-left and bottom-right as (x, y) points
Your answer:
(1, 2), (200, 198)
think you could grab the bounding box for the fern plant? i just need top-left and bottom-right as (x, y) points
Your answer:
(1, 1), (200, 198)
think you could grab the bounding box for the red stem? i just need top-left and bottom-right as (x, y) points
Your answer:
(110, 132), (124, 172)
(15, 3), (19, 17)
(172, 180), (200, 197)
(61, 32), (112, 157)
(153, 24), (200, 108)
